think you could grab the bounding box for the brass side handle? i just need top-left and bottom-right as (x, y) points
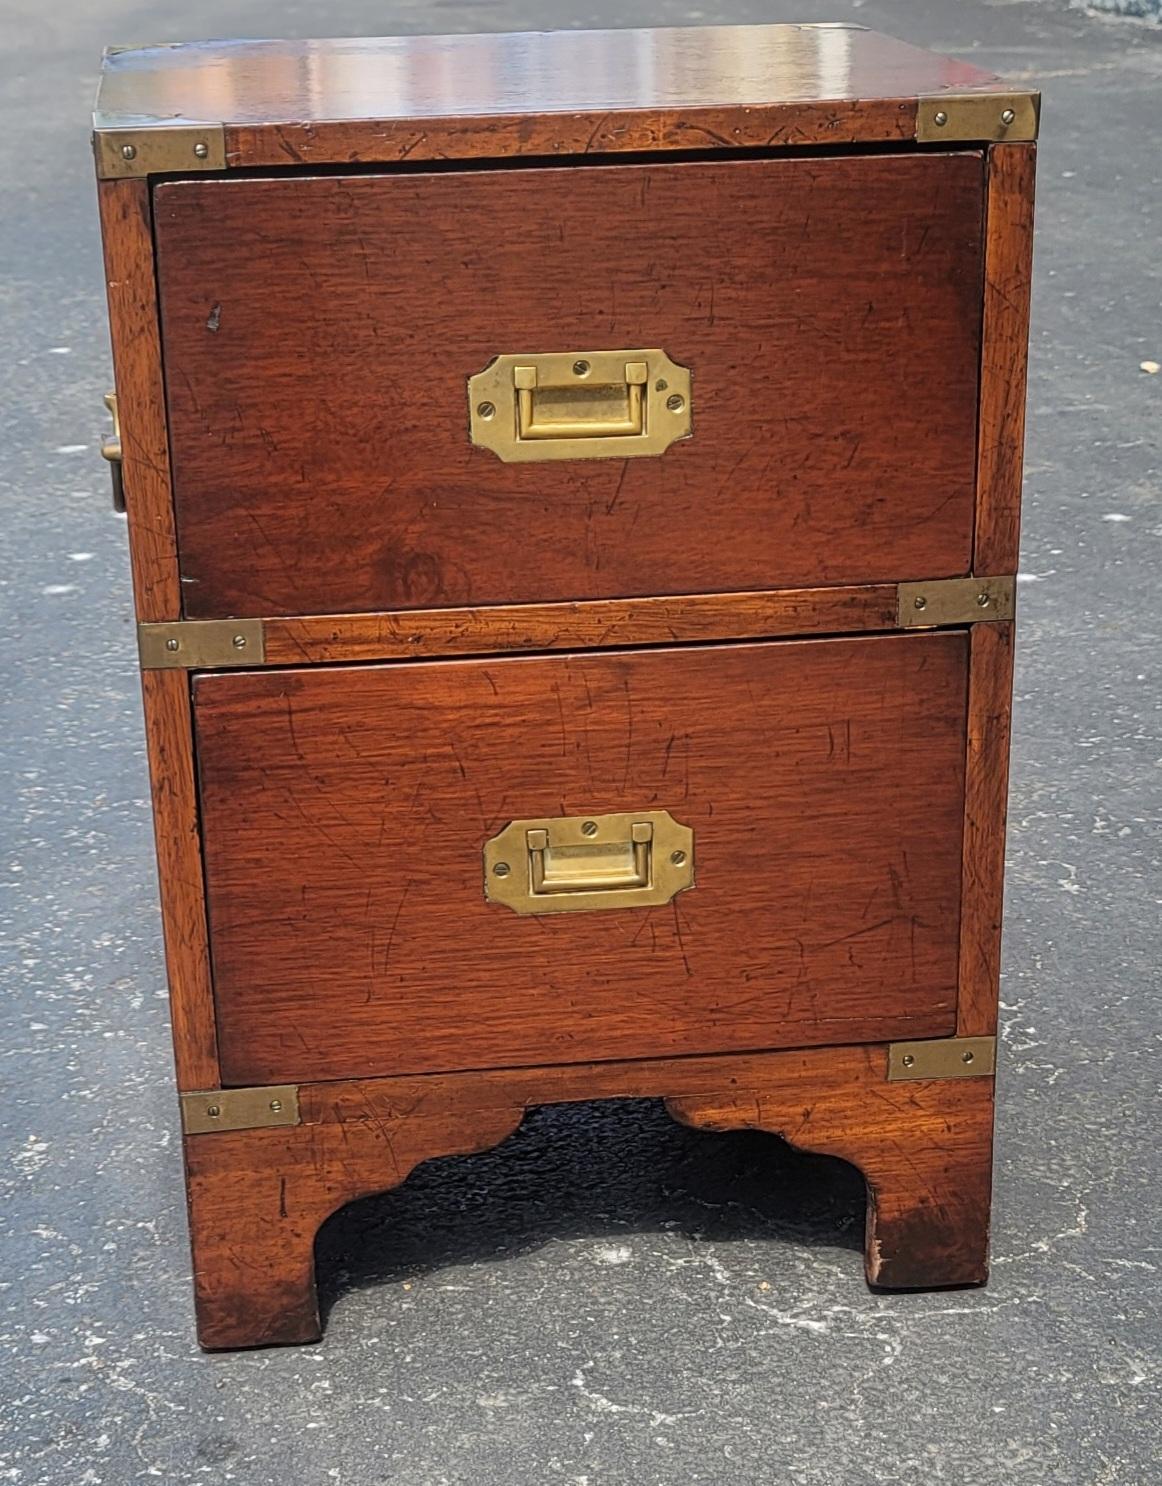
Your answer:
(484, 810), (694, 916)
(100, 391), (125, 512)
(468, 349), (692, 463)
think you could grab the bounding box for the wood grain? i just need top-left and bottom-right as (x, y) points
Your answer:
(185, 1102), (525, 1348)
(140, 670), (219, 1089)
(193, 635), (968, 1084)
(975, 143), (1037, 574)
(667, 1055), (993, 1290)
(98, 180), (217, 1086)
(224, 105), (917, 169)
(95, 26), (1015, 168)
(96, 178), (179, 621)
(185, 1042), (994, 1347)
(957, 621), (1016, 1036)
(154, 153), (984, 618)
(262, 585), (902, 666)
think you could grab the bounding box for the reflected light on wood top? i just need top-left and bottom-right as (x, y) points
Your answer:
(96, 23), (1005, 135)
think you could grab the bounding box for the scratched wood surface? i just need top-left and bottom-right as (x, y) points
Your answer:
(975, 143), (1038, 574)
(97, 179), (221, 1088)
(96, 26), (1014, 168)
(956, 621), (1016, 1036)
(154, 152), (985, 618)
(185, 1043), (994, 1347)
(193, 635), (968, 1084)
(261, 584), (902, 665)
(96, 178), (179, 621)
(139, 670), (220, 1089)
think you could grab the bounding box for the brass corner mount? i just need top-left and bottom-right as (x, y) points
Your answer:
(93, 123), (226, 179)
(916, 92), (1039, 144)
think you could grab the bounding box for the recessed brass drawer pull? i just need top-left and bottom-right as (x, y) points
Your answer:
(468, 349), (692, 463)
(484, 809), (694, 915)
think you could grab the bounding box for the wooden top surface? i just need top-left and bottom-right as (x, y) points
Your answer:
(93, 25), (1034, 169)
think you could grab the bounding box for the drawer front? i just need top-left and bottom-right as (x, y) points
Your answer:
(156, 153), (984, 619)
(193, 635), (967, 1083)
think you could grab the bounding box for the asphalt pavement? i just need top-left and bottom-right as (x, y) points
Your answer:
(1, 0), (1159, 1481)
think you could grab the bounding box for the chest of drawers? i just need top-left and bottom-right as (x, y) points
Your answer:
(93, 23), (1037, 1348)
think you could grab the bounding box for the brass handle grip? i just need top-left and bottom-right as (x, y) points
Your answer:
(515, 360), (646, 441)
(527, 820), (652, 896)
(484, 810), (694, 916)
(468, 349), (692, 463)
(100, 391), (125, 512)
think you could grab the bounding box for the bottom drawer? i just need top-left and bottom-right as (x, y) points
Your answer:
(193, 634), (968, 1083)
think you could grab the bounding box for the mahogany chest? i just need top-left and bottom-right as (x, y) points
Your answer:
(92, 24), (1038, 1348)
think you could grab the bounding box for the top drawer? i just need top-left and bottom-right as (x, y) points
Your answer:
(154, 151), (984, 619)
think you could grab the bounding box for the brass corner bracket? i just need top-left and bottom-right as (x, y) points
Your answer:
(138, 618), (265, 670)
(897, 576), (1015, 629)
(180, 1085), (300, 1134)
(916, 92), (1039, 144)
(887, 1037), (996, 1082)
(94, 123), (226, 179)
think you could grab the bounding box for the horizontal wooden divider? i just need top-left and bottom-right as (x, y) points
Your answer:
(260, 584), (903, 665)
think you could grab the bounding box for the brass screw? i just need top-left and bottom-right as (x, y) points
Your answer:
(1001, 108), (1016, 126)
(666, 394), (685, 413)
(902, 1054), (915, 1068)
(165, 637), (180, 652)
(962, 1050), (975, 1065)
(493, 862), (510, 877)
(977, 591), (991, 608)
(933, 111), (948, 128)
(232, 634), (247, 649)
(655, 378), (668, 392)
(477, 401), (496, 420)
(914, 596), (928, 611)
(269, 1098), (282, 1112)
(120, 143), (137, 160)
(193, 142), (209, 159)
(572, 360), (591, 377)
(206, 1103), (221, 1118)
(581, 820), (598, 837)
(671, 849), (687, 866)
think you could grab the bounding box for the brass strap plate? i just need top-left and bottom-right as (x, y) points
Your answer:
(485, 809), (694, 915)
(94, 123), (227, 178)
(887, 1037), (996, 1082)
(181, 1085), (300, 1134)
(897, 576), (1015, 628)
(138, 619), (265, 669)
(915, 93), (1039, 143)
(468, 349), (692, 463)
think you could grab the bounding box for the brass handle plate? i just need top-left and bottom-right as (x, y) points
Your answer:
(468, 349), (692, 463)
(484, 809), (694, 916)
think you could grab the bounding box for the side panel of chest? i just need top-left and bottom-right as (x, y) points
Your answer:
(193, 632), (967, 1084)
(154, 153), (985, 618)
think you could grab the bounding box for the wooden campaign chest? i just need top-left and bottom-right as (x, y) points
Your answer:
(92, 24), (1037, 1349)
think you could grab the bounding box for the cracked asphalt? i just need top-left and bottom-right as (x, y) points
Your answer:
(1, 0), (1159, 1482)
